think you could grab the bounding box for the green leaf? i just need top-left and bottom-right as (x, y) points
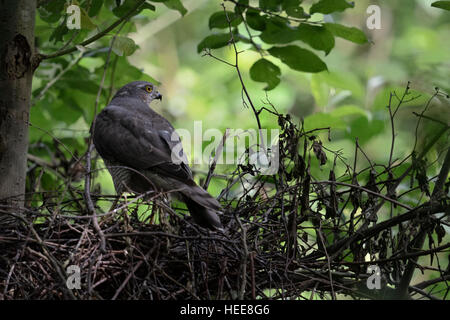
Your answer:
(112, 0), (155, 17)
(324, 23), (368, 44)
(112, 36), (137, 56)
(142, 2), (156, 11)
(286, 6), (308, 18)
(88, 0), (104, 16)
(297, 24), (335, 55)
(431, 1), (450, 10)
(246, 8), (267, 31)
(78, 57), (105, 72)
(260, 18), (297, 44)
(197, 32), (238, 53)
(60, 68), (100, 95)
(249, 59), (281, 90)
(38, 0), (66, 23)
(260, 20), (335, 54)
(259, 0), (282, 11)
(234, 0), (249, 14)
(268, 45), (328, 73)
(282, 0), (300, 9)
(209, 11), (243, 29)
(283, 0), (309, 18)
(310, 0), (354, 15)
(102, 57), (146, 89)
(161, 0), (188, 16)
(41, 172), (58, 191)
(347, 117), (385, 144)
(49, 22), (69, 44)
(80, 6), (98, 30)
(41, 91), (83, 125)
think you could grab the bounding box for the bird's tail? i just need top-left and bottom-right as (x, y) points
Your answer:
(181, 185), (223, 231)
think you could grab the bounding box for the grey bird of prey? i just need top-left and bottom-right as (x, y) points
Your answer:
(92, 81), (223, 231)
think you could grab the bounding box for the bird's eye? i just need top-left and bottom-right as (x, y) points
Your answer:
(145, 85), (153, 93)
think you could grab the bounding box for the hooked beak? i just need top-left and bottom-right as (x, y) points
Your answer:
(155, 92), (163, 101)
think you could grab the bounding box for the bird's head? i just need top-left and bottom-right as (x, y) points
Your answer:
(113, 81), (162, 105)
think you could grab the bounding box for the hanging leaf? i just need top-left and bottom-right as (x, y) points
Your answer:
(249, 58), (281, 90)
(88, 0), (104, 16)
(209, 11), (243, 29)
(260, 18), (297, 44)
(324, 23), (368, 44)
(259, 0), (282, 11)
(246, 8), (267, 31)
(112, 36), (138, 56)
(49, 22), (69, 43)
(80, 6), (98, 30)
(431, 1), (450, 11)
(154, 0), (188, 16)
(197, 32), (238, 53)
(38, 0), (66, 23)
(112, 0), (155, 17)
(310, 0), (354, 15)
(297, 24), (335, 55)
(268, 45), (328, 73)
(283, 0), (309, 18)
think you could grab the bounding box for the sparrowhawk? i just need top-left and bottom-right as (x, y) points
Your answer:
(92, 81), (223, 231)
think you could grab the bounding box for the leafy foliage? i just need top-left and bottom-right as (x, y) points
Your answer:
(431, 1), (450, 11)
(199, 0), (368, 90)
(268, 45), (327, 72)
(249, 58), (281, 90)
(309, 0), (354, 15)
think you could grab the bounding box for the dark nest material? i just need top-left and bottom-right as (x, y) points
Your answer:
(1, 90), (449, 300)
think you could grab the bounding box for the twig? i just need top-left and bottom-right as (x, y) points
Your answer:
(32, 50), (84, 104)
(39, 0), (146, 60)
(234, 212), (248, 300)
(203, 129), (230, 190)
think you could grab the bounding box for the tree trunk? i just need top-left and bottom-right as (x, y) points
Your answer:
(0, 0), (36, 226)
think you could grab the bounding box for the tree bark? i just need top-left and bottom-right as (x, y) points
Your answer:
(0, 0), (36, 226)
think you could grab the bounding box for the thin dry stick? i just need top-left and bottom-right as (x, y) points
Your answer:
(250, 251), (256, 299)
(235, 212), (248, 300)
(312, 180), (412, 210)
(221, 5), (266, 150)
(317, 221), (336, 300)
(112, 260), (144, 300)
(32, 50), (84, 105)
(203, 129), (230, 190)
